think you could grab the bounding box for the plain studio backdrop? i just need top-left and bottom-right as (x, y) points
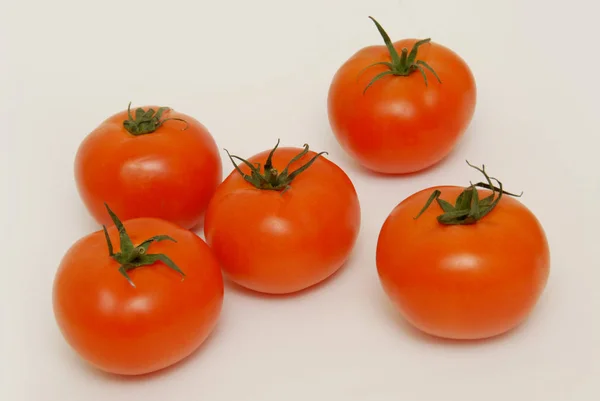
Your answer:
(1, 0), (598, 400)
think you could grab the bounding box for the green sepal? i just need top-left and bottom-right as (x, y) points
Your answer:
(413, 161), (523, 225)
(122, 102), (189, 136)
(105, 203), (134, 255)
(361, 16), (442, 93)
(224, 139), (328, 193)
(102, 204), (185, 287)
(437, 198), (455, 213)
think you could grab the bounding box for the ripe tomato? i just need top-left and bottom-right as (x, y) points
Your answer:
(53, 205), (224, 375)
(327, 17), (476, 174)
(75, 103), (222, 229)
(204, 140), (361, 294)
(376, 163), (550, 340)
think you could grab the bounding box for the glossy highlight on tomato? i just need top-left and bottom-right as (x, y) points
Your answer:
(52, 206), (224, 375)
(204, 140), (361, 294)
(376, 164), (550, 339)
(75, 103), (222, 229)
(328, 17), (476, 174)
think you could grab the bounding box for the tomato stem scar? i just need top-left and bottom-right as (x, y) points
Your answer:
(413, 161), (523, 225)
(123, 102), (189, 135)
(361, 16), (442, 93)
(102, 203), (185, 287)
(224, 139), (328, 192)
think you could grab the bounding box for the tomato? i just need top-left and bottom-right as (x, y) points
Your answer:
(376, 163), (550, 340)
(327, 17), (476, 174)
(204, 140), (361, 294)
(75, 103), (222, 229)
(52, 205), (224, 375)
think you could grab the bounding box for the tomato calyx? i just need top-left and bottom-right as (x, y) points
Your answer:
(361, 16), (442, 93)
(122, 102), (189, 136)
(224, 139), (328, 193)
(101, 203), (185, 287)
(414, 161), (523, 225)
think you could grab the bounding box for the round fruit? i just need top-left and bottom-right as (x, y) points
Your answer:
(204, 140), (361, 294)
(376, 162), (550, 339)
(75, 103), (222, 229)
(53, 205), (224, 375)
(327, 17), (476, 174)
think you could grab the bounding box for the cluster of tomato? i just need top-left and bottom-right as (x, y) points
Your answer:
(52, 17), (550, 376)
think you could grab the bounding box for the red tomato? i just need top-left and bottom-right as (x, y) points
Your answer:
(328, 17), (476, 174)
(53, 205), (224, 375)
(376, 163), (550, 339)
(204, 140), (361, 294)
(75, 103), (222, 229)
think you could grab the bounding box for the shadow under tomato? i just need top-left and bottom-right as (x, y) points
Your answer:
(188, 215), (207, 238)
(76, 322), (224, 382)
(73, 202), (103, 234)
(376, 286), (530, 347)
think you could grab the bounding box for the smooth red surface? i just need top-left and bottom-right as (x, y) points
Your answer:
(376, 186), (550, 340)
(53, 218), (224, 375)
(74, 106), (222, 229)
(204, 147), (361, 294)
(328, 39), (476, 174)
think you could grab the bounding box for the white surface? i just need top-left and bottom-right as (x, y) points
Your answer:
(2, 0), (599, 400)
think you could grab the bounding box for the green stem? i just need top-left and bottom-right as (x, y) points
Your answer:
(362, 16), (442, 93)
(122, 102), (189, 136)
(224, 139), (328, 192)
(102, 204), (184, 287)
(413, 161), (523, 225)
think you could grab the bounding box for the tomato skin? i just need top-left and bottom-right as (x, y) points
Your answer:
(74, 106), (222, 229)
(327, 40), (476, 174)
(52, 218), (224, 375)
(376, 186), (550, 340)
(204, 147), (361, 294)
